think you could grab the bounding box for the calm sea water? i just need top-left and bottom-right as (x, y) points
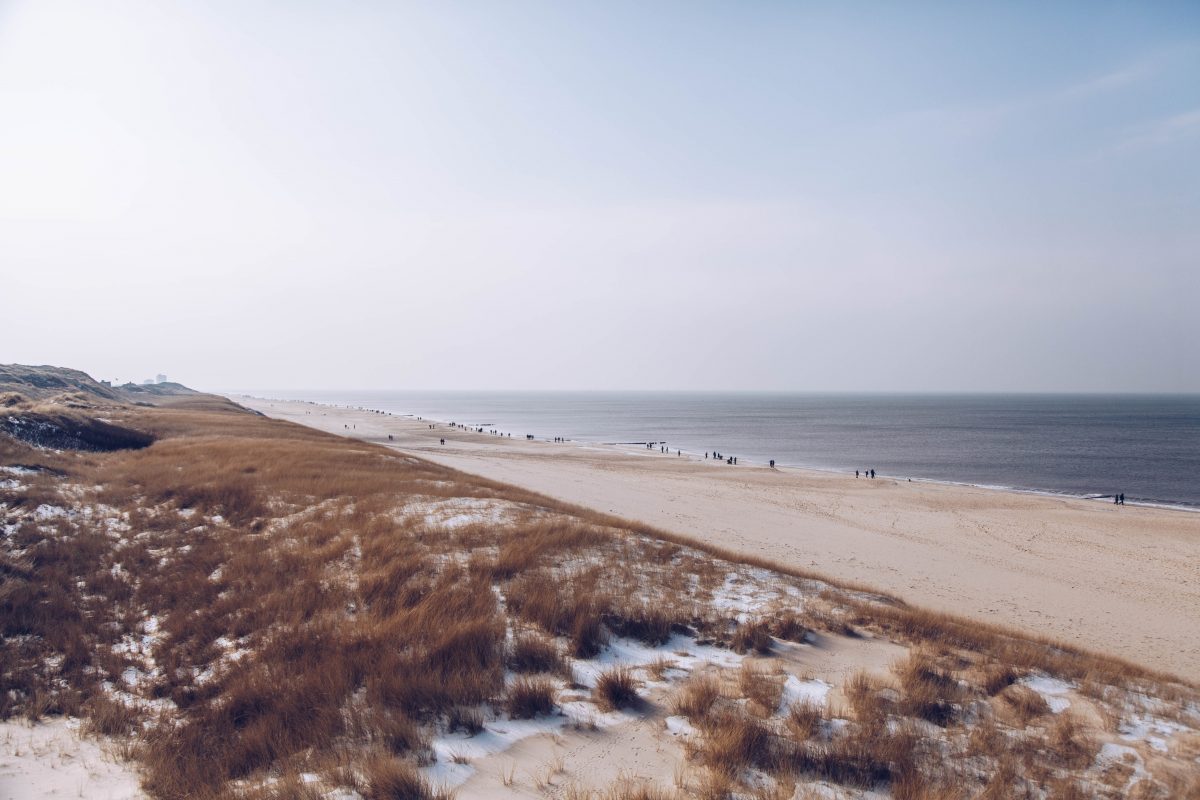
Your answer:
(249, 391), (1200, 510)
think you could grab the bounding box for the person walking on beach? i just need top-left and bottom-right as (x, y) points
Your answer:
(855, 470), (859, 478)
(1120, 493), (1125, 505)
(870, 469), (875, 479)
(440, 438), (445, 445)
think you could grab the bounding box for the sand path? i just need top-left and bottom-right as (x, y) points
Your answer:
(239, 397), (1200, 681)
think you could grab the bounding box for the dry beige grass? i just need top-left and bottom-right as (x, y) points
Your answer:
(507, 630), (567, 675)
(670, 675), (721, 722)
(692, 707), (780, 777)
(785, 701), (822, 741)
(593, 666), (640, 711)
(738, 663), (783, 715)
(504, 676), (557, 719)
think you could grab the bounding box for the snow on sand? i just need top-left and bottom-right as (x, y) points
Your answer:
(0, 718), (145, 800)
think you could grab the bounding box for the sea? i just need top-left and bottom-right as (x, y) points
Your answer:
(246, 391), (1200, 511)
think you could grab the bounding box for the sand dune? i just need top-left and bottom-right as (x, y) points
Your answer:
(242, 396), (1200, 680)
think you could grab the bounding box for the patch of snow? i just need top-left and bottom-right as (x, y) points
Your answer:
(570, 634), (742, 688)
(557, 699), (630, 729)
(710, 571), (779, 621)
(1020, 675), (1074, 713)
(1097, 743), (1142, 764)
(0, 717), (147, 799)
(409, 496), (523, 531)
(1096, 741), (1148, 791)
(426, 715), (569, 789)
(1119, 713), (1189, 753)
(780, 675), (832, 713)
(34, 504), (69, 520)
(421, 758), (474, 792)
(665, 715), (698, 737)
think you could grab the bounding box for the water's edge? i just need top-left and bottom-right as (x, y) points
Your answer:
(232, 391), (1200, 514)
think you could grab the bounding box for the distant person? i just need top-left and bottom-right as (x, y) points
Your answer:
(870, 469), (875, 479)
(769, 459), (775, 468)
(855, 470), (859, 478)
(440, 438), (445, 445)
(1120, 493), (1125, 505)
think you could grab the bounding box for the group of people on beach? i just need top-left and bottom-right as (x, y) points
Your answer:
(1114, 493), (1125, 505)
(856, 469), (876, 479)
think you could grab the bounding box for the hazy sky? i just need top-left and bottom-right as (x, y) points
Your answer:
(2, 1), (1197, 391)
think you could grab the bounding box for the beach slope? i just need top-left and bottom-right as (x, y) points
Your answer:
(243, 396), (1200, 679)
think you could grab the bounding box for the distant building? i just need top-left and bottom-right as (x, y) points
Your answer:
(156, 374), (167, 384)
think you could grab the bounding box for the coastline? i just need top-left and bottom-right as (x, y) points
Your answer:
(234, 393), (1200, 513)
(236, 394), (1200, 679)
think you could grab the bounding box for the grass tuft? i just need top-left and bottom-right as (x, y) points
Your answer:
(505, 676), (557, 719)
(593, 666), (640, 711)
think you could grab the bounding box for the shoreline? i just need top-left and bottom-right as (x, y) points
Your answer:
(236, 393), (1200, 679)
(235, 394), (1199, 515)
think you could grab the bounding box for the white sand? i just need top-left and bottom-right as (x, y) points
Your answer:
(241, 396), (1200, 681)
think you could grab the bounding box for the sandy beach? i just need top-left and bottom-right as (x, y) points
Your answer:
(240, 396), (1200, 681)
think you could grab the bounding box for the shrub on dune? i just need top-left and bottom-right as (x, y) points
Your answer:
(506, 676), (556, 719)
(593, 666), (640, 711)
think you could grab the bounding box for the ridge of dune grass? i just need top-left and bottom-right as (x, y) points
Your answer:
(408, 445), (1191, 691)
(2, 394), (1197, 799)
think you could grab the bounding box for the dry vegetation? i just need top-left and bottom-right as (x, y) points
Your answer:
(2, 382), (1199, 799)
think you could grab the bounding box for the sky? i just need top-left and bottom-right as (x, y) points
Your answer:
(1, 1), (1198, 392)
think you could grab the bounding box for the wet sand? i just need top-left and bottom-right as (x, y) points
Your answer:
(238, 396), (1200, 681)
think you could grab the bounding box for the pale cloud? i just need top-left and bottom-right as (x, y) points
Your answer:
(881, 51), (1167, 141)
(1109, 108), (1200, 152)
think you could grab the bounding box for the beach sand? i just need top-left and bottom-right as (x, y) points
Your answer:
(239, 396), (1200, 681)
